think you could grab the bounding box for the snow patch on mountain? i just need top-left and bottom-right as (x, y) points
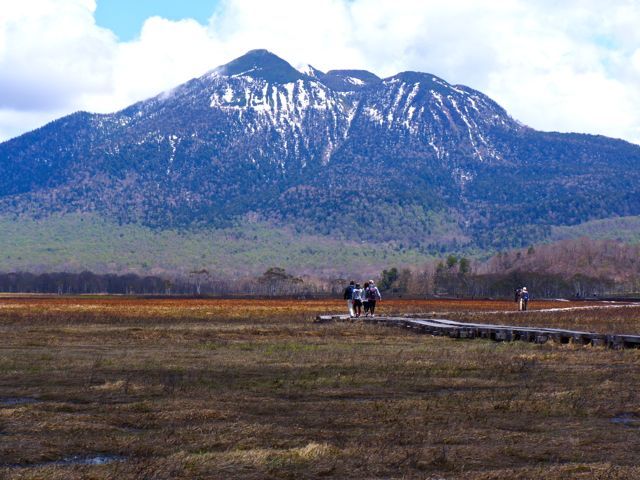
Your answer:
(365, 106), (384, 124)
(122, 50), (523, 173)
(167, 134), (178, 175)
(453, 167), (474, 188)
(346, 77), (365, 86)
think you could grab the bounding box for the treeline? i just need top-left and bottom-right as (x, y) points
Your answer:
(480, 238), (640, 284)
(0, 268), (338, 296)
(1, 238), (639, 298)
(380, 238), (640, 298)
(0, 271), (180, 295)
(378, 265), (620, 299)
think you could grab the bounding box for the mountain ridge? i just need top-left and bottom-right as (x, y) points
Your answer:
(1, 49), (640, 275)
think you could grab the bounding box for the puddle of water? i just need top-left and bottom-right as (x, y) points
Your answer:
(611, 413), (640, 427)
(2, 454), (126, 469)
(57, 455), (126, 466)
(0, 397), (39, 406)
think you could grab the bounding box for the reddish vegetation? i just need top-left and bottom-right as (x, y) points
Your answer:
(1, 296), (640, 479)
(0, 295), (599, 312)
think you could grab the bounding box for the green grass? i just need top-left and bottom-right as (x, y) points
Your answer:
(0, 213), (433, 276)
(550, 215), (640, 244)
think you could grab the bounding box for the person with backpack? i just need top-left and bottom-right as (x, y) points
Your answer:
(521, 287), (530, 311)
(364, 280), (381, 316)
(514, 287), (522, 304)
(362, 281), (371, 316)
(343, 280), (355, 317)
(351, 283), (364, 318)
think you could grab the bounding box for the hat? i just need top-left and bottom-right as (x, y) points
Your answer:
(522, 287), (527, 291)
(369, 279), (375, 284)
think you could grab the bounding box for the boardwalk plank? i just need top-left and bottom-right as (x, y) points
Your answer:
(315, 313), (640, 349)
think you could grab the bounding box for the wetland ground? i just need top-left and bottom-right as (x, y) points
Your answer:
(1, 297), (639, 479)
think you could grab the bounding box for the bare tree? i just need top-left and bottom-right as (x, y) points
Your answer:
(189, 269), (210, 295)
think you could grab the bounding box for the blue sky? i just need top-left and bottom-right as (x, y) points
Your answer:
(95, 0), (219, 41)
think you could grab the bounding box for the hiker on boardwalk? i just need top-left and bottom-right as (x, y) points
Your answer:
(520, 287), (529, 311)
(362, 281), (371, 316)
(343, 280), (355, 317)
(352, 283), (364, 317)
(514, 287), (522, 304)
(364, 280), (381, 316)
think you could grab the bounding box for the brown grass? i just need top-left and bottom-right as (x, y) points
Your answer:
(1, 297), (640, 479)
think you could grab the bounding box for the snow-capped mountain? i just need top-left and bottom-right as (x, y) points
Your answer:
(1, 49), (640, 251)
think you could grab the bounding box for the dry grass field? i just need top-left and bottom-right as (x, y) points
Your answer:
(1, 297), (640, 479)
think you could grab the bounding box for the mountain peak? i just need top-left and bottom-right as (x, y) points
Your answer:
(233, 49), (280, 63)
(216, 49), (304, 84)
(299, 64), (325, 79)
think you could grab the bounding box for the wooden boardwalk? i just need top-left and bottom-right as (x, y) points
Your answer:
(315, 313), (640, 349)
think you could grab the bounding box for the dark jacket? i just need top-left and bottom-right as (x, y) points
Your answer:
(343, 285), (355, 300)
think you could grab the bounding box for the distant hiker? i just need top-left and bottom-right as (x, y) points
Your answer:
(362, 281), (371, 315)
(364, 280), (382, 316)
(521, 287), (529, 311)
(352, 283), (364, 318)
(343, 280), (355, 317)
(514, 288), (522, 304)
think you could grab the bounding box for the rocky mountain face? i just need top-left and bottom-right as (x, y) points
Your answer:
(2, 49), (640, 252)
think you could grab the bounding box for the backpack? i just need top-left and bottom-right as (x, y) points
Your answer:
(366, 287), (378, 301)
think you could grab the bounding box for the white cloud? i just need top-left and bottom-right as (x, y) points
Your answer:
(0, 0), (116, 138)
(1, 0), (639, 144)
(208, 0), (365, 70)
(85, 16), (220, 112)
(0, 0), (115, 110)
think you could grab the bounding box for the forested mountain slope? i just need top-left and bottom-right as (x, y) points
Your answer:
(1, 49), (640, 274)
